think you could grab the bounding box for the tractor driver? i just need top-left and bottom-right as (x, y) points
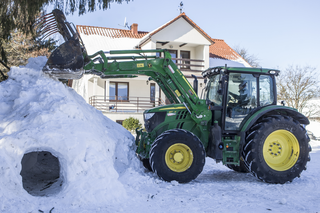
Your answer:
(229, 81), (250, 107)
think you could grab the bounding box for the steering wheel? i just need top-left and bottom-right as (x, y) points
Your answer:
(228, 94), (236, 103)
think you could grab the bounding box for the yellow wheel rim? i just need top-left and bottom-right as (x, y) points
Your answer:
(165, 143), (193, 172)
(263, 130), (300, 171)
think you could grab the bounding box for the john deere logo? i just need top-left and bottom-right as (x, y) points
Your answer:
(148, 63), (152, 68)
(175, 90), (181, 97)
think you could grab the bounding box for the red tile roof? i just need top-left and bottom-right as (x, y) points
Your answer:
(210, 38), (242, 61)
(76, 25), (148, 39)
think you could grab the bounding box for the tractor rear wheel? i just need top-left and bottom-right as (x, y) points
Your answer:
(149, 129), (205, 183)
(243, 115), (311, 184)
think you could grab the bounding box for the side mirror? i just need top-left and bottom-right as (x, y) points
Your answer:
(281, 100), (286, 106)
(191, 74), (198, 95)
(218, 88), (222, 95)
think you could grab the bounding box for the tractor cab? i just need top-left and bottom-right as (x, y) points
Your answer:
(202, 66), (279, 133)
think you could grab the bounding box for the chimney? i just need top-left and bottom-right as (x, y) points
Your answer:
(131, 23), (138, 35)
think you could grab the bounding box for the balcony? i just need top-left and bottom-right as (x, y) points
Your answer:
(89, 96), (166, 113)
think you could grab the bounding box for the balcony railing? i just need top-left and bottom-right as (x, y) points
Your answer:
(89, 96), (166, 113)
(171, 58), (204, 72)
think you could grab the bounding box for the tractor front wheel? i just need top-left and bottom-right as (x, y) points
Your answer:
(243, 115), (311, 184)
(149, 129), (205, 183)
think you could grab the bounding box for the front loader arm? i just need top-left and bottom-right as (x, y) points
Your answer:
(83, 49), (200, 110)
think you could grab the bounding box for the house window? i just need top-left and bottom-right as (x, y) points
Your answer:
(168, 50), (177, 63)
(109, 82), (129, 101)
(180, 50), (190, 69)
(150, 83), (155, 103)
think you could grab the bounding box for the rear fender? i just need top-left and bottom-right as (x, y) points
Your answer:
(240, 105), (309, 133)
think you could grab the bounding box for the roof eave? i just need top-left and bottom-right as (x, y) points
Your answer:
(137, 13), (214, 48)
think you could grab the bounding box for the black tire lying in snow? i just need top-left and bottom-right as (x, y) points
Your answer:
(149, 129), (205, 183)
(226, 160), (249, 173)
(142, 158), (152, 171)
(243, 115), (311, 184)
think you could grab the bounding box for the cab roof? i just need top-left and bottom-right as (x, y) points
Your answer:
(202, 66), (280, 78)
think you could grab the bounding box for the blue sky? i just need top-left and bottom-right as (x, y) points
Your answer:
(56, 0), (319, 70)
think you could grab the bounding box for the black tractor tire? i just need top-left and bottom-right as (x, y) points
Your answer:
(243, 115), (311, 184)
(149, 129), (205, 183)
(226, 160), (249, 173)
(142, 158), (152, 171)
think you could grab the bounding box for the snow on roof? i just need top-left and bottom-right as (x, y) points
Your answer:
(209, 57), (246, 67)
(80, 34), (141, 55)
(210, 39), (251, 67)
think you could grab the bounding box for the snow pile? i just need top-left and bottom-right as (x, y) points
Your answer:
(0, 57), (140, 212)
(306, 121), (320, 138)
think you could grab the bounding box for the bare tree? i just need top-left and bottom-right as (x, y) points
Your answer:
(277, 65), (320, 117)
(233, 45), (260, 68)
(303, 102), (320, 118)
(0, 29), (57, 82)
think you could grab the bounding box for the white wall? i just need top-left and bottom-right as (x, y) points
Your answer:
(72, 74), (92, 103)
(142, 40), (156, 49)
(152, 18), (211, 45)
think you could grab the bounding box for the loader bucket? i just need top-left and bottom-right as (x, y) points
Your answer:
(36, 9), (86, 79)
(43, 39), (85, 79)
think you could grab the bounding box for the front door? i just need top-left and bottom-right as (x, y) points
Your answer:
(150, 83), (155, 104)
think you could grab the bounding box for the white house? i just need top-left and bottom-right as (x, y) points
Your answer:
(72, 12), (250, 125)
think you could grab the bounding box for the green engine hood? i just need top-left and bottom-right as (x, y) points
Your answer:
(144, 104), (187, 113)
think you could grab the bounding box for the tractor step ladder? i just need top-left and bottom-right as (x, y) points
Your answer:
(222, 136), (240, 165)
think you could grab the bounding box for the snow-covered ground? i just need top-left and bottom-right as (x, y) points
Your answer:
(0, 57), (319, 213)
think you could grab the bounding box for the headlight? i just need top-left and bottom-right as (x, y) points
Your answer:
(144, 112), (155, 120)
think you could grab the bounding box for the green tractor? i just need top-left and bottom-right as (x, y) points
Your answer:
(38, 9), (311, 184)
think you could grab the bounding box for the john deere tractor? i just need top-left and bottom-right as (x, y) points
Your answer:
(37, 9), (311, 184)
